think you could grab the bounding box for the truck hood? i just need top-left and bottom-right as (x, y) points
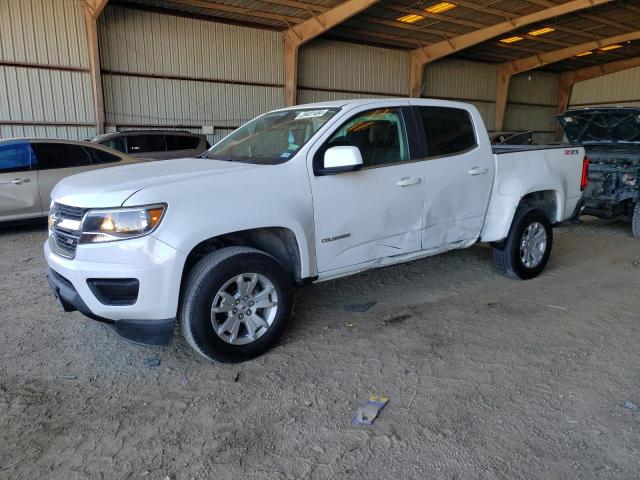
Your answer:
(556, 108), (640, 145)
(52, 158), (261, 208)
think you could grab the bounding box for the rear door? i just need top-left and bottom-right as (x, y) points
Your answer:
(309, 104), (427, 272)
(412, 105), (494, 249)
(0, 141), (41, 221)
(32, 142), (93, 209)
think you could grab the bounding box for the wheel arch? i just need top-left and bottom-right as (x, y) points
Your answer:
(179, 226), (308, 297)
(481, 187), (562, 242)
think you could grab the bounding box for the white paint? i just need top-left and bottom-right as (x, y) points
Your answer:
(45, 98), (584, 322)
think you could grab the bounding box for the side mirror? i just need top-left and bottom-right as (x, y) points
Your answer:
(320, 146), (363, 175)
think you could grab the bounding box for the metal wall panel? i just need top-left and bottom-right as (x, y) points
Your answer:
(102, 74), (282, 130)
(569, 66), (640, 106)
(504, 104), (557, 133)
(100, 6), (283, 84)
(0, 125), (95, 140)
(0, 0), (95, 140)
(99, 5), (285, 137)
(509, 71), (558, 106)
(0, 0), (88, 68)
(297, 39), (409, 96)
(423, 59), (497, 102)
(0, 66), (94, 124)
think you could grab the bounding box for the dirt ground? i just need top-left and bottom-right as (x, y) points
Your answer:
(0, 217), (639, 480)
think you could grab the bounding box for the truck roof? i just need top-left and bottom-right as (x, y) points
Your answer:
(273, 97), (475, 112)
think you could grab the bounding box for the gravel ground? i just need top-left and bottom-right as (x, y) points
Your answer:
(1, 217), (639, 479)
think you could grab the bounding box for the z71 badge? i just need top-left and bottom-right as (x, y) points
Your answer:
(564, 149), (579, 155)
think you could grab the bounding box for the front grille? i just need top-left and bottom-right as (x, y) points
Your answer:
(50, 203), (87, 258)
(56, 203), (86, 221)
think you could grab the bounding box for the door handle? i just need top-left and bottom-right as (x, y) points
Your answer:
(396, 177), (421, 187)
(11, 178), (31, 185)
(468, 167), (488, 176)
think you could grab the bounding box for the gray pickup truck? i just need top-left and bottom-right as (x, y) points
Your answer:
(557, 107), (640, 238)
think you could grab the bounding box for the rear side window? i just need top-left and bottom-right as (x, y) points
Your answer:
(88, 147), (122, 165)
(103, 137), (126, 153)
(127, 135), (166, 154)
(165, 135), (200, 151)
(418, 107), (476, 157)
(0, 142), (36, 173)
(31, 143), (91, 170)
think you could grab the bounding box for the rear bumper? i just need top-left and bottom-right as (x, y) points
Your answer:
(46, 267), (174, 345)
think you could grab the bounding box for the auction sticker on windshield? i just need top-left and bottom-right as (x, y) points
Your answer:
(295, 109), (329, 119)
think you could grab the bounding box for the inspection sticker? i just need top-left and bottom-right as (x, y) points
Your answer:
(295, 109), (329, 119)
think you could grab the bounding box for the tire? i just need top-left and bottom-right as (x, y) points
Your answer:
(492, 208), (553, 280)
(180, 246), (293, 363)
(632, 202), (640, 239)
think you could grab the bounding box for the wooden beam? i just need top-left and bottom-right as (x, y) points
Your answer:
(84, 0), (109, 18)
(83, 0), (108, 135)
(494, 31), (640, 131)
(557, 55), (640, 114)
(409, 0), (614, 97)
(282, 0), (379, 106)
(499, 31), (640, 76)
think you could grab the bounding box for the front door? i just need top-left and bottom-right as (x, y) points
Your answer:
(309, 106), (426, 273)
(0, 141), (41, 221)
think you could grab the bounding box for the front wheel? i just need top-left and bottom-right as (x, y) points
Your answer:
(493, 208), (553, 280)
(180, 247), (293, 362)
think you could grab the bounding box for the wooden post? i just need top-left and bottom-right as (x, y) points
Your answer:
(495, 67), (511, 133)
(282, 0), (379, 106)
(283, 36), (299, 107)
(82, 0), (109, 135)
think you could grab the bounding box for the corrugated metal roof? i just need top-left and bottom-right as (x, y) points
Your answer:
(114, 0), (640, 73)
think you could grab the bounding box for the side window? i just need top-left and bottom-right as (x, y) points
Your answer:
(418, 107), (476, 157)
(0, 142), (35, 173)
(325, 108), (409, 167)
(31, 143), (91, 170)
(126, 135), (166, 154)
(165, 135), (200, 151)
(103, 137), (126, 153)
(87, 147), (122, 165)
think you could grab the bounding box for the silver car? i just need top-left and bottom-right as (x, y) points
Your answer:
(90, 131), (210, 160)
(0, 138), (140, 223)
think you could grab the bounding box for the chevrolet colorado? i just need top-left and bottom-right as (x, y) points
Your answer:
(45, 99), (587, 362)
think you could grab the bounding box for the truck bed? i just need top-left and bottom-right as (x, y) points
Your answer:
(491, 144), (576, 154)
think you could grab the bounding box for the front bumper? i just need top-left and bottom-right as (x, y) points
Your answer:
(44, 234), (187, 346)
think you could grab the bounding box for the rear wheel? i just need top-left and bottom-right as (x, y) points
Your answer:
(493, 208), (553, 280)
(632, 202), (640, 239)
(180, 247), (293, 362)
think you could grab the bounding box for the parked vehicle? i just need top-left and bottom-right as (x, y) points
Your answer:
(45, 99), (586, 362)
(90, 131), (210, 160)
(0, 139), (140, 223)
(557, 107), (640, 238)
(490, 131), (535, 146)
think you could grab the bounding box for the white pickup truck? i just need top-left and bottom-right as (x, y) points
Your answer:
(45, 99), (587, 362)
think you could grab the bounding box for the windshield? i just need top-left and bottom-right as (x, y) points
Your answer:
(204, 108), (340, 164)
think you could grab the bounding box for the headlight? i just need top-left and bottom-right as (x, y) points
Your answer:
(80, 204), (166, 244)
